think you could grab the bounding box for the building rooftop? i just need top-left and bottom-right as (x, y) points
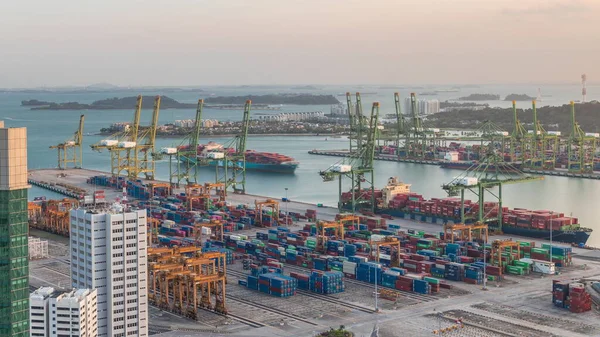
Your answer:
(30, 286), (55, 300)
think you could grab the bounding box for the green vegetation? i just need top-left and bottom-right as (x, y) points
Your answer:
(427, 101), (600, 134)
(316, 326), (354, 337)
(22, 96), (196, 110)
(504, 93), (535, 101)
(440, 101), (489, 108)
(458, 93), (500, 101)
(205, 94), (339, 105)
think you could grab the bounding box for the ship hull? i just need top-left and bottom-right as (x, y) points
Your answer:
(440, 162), (523, 171)
(181, 156), (298, 173)
(374, 208), (590, 245)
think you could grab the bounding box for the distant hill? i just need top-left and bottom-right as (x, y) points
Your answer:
(458, 93), (500, 101)
(505, 93), (535, 101)
(205, 94), (339, 105)
(22, 96), (196, 110)
(427, 101), (600, 134)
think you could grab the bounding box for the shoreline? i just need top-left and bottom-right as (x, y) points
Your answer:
(95, 133), (347, 139)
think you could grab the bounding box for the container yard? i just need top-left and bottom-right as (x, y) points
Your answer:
(27, 167), (600, 337)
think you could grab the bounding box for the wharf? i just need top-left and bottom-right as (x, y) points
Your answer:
(309, 149), (600, 180)
(28, 168), (597, 256)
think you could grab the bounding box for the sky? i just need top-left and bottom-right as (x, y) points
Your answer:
(1, 0), (599, 87)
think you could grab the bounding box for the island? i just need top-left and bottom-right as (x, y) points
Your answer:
(205, 94), (339, 105)
(21, 99), (54, 106)
(458, 94), (500, 101)
(22, 96), (196, 110)
(22, 93), (339, 110)
(505, 94), (535, 101)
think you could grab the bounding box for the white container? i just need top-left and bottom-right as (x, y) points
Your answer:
(585, 132), (600, 138)
(100, 139), (118, 146)
(547, 131), (562, 136)
(331, 164), (352, 173)
(161, 147), (178, 154)
(229, 235), (241, 241)
(201, 227), (211, 235)
(118, 141), (137, 148)
(378, 253), (391, 261)
(370, 234), (386, 242)
(66, 140), (76, 146)
(494, 131), (509, 136)
(343, 261), (357, 274)
(208, 152), (225, 159)
(163, 220), (175, 227)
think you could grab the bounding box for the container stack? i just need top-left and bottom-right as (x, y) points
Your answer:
(308, 271), (345, 294)
(413, 279), (432, 294)
(463, 266), (483, 284)
(444, 263), (464, 281)
(290, 272), (310, 290)
(255, 273), (297, 297)
(568, 283), (592, 313)
(395, 276), (414, 292)
(552, 281), (568, 308)
(356, 262), (382, 284)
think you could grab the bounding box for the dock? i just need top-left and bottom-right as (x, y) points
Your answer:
(309, 149), (600, 179)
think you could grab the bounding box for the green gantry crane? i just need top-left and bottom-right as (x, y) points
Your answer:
(214, 99), (252, 194)
(567, 101), (597, 173)
(50, 114), (85, 169)
(320, 102), (379, 213)
(525, 100), (560, 170)
(442, 147), (543, 232)
(155, 99), (205, 187)
(507, 100), (530, 164)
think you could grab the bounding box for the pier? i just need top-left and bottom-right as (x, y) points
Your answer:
(309, 149), (600, 179)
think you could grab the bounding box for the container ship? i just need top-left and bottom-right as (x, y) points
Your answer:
(439, 160), (523, 171)
(343, 177), (591, 246)
(180, 142), (299, 174)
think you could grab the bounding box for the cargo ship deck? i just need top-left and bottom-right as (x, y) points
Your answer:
(27, 167), (600, 337)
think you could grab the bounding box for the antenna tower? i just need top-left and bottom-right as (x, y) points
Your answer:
(582, 74), (587, 103)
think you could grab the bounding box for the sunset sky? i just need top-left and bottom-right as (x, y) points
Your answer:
(1, 0), (598, 87)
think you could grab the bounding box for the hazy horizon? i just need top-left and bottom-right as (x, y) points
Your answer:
(1, 0), (598, 88)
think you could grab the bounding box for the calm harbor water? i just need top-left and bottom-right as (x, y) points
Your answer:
(2, 85), (599, 245)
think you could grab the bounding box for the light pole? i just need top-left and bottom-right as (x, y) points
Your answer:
(549, 211), (553, 263)
(284, 188), (289, 226)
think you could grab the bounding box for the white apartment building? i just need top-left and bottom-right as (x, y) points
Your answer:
(70, 205), (148, 337)
(30, 287), (55, 337)
(403, 98), (440, 115)
(30, 287), (98, 337)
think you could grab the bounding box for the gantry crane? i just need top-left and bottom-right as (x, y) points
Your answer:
(255, 198), (279, 227)
(315, 220), (345, 253)
(148, 248), (227, 317)
(320, 102), (379, 213)
(525, 100), (560, 170)
(91, 95), (144, 179)
(157, 99), (205, 187)
(185, 183), (210, 211)
(369, 236), (401, 267)
(50, 114), (85, 169)
(393, 92), (408, 157)
(442, 147), (543, 232)
(346, 92), (365, 154)
(491, 239), (520, 273)
(194, 219), (224, 246)
(506, 100), (530, 164)
(567, 101), (597, 173)
(442, 222), (489, 243)
(213, 100), (252, 194)
(137, 96), (161, 180)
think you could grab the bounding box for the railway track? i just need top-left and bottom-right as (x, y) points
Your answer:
(227, 294), (319, 327)
(228, 269), (375, 314)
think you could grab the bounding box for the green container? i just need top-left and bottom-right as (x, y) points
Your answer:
(513, 261), (530, 269)
(524, 253), (531, 258)
(506, 265), (524, 275)
(518, 241), (531, 247)
(487, 275), (497, 281)
(531, 248), (549, 255)
(424, 277), (440, 284)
